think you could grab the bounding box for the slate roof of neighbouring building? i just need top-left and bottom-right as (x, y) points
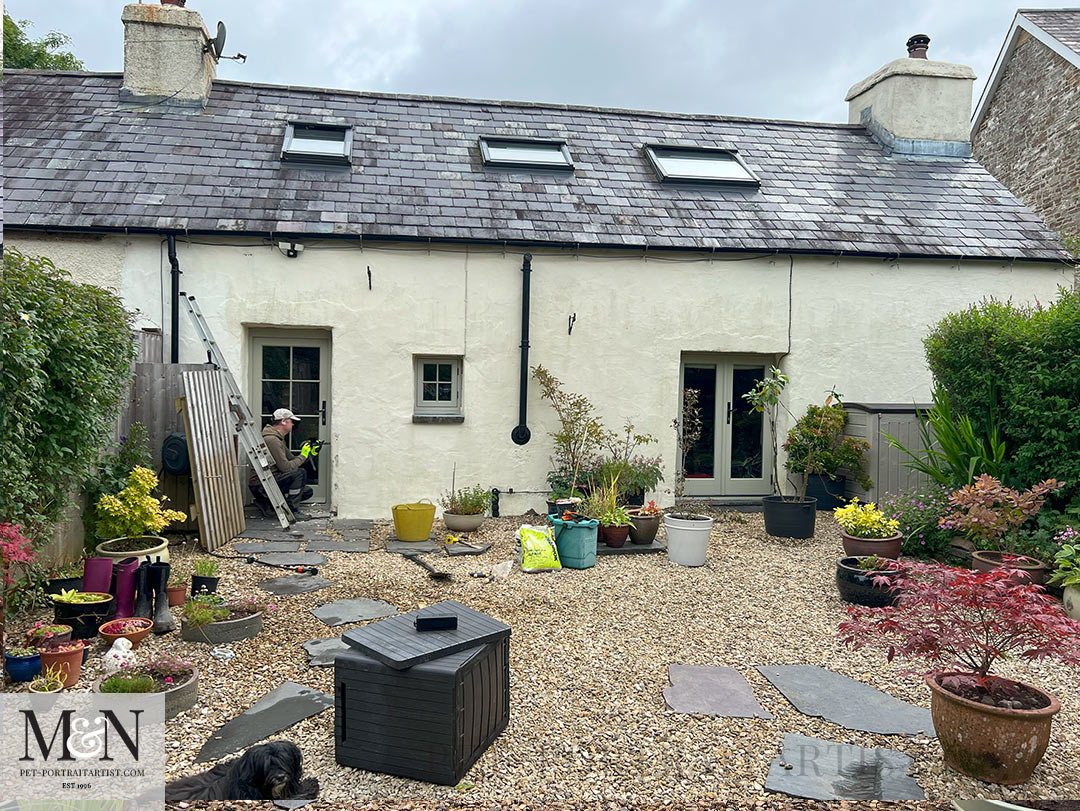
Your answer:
(1022, 8), (1080, 57)
(2, 70), (1069, 262)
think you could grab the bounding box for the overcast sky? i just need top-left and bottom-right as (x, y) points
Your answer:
(4, 1), (1064, 123)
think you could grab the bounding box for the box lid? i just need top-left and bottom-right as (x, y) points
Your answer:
(341, 599), (510, 670)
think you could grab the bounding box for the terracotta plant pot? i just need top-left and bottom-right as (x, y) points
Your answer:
(840, 531), (903, 560)
(599, 524), (630, 548)
(26, 624), (72, 650)
(167, 583), (187, 607)
(39, 644), (86, 688)
(443, 512), (484, 532)
(835, 556), (899, 607)
(926, 671), (1060, 785)
(971, 550), (1047, 585)
(627, 512), (660, 545)
(99, 617), (154, 649)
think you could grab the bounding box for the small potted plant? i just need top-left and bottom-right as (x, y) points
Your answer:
(190, 557), (221, 596)
(52, 589), (115, 640)
(598, 504), (634, 548)
(98, 616), (154, 648)
(93, 466), (186, 563)
(834, 498), (903, 559)
(167, 565), (189, 607)
(1048, 527), (1080, 621)
(835, 554), (900, 607)
(29, 663), (66, 694)
(180, 594), (269, 644)
(5, 644), (42, 683)
(439, 484), (492, 533)
(939, 475), (1063, 584)
(839, 560), (1080, 785)
(628, 500), (663, 545)
(38, 639), (87, 687)
(98, 668), (157, 694)
(25, 622), (73, 650)
(783, 399), (872, 511)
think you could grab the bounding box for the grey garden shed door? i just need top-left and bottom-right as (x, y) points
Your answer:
(680, 355), (771, 497)
(250, 330), (332, 503)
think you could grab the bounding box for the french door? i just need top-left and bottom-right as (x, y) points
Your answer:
(681, 356), (771, 497)
(250, 331), (331, 503)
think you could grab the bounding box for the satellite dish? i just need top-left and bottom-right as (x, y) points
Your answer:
(207, 21), (227, 60)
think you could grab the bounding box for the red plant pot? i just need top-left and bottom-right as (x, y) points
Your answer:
(167, 583), (187, 607)
(99, 617), (154, 649)
(39, 644), (86, 688)
(840, 531), (902, 560)
(600, 524), (630, 548)
(970, 550), (1047, 585)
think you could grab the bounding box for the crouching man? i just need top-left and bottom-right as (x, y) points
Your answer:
(249, 407), (315, 517)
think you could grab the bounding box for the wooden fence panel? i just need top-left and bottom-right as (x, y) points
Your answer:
(181, 369), (245, 552)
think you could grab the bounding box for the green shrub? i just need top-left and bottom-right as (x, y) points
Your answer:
(81, 423), (152, 548)
(879, 486), (953, 559)
(439, 485), (491, 516)
(783, 402), (872, 498)
(0, 249), (135, 539)
(100, 672), (156, 693)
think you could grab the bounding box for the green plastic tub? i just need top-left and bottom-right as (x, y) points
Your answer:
(547, 515), (598, 569)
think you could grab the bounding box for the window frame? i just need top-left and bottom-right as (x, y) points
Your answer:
(281, 122), (353, 167)
(643, 144), (759, 186)
(479, 137), (574, 170)
(413, 355), (463, 418)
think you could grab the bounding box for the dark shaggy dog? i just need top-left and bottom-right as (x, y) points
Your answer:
(165, 741), (319, 802)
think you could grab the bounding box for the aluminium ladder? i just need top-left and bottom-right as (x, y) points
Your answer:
(181, 294), (295, 528)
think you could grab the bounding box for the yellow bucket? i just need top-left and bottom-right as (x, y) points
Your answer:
(391, 500), (436, 541)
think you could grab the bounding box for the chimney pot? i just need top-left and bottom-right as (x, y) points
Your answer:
(906, 34), (930, 59)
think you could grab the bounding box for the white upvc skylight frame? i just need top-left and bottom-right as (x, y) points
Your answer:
(644, 144), (759, 186)
(282, 122), (353, 167)
(479, 137), (574, 170)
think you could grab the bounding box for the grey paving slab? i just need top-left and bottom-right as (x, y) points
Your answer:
(311, 598), (397, 627)
(258, 552), (329, 567)
(332, 518), (374, 531)
(340, 529), (371, 541)
(236, 530), (306, 541)
(259, 574), (334, 595)
(386, 539), (440, 555)
(305, 539), (370, 553)
(195, 681), (334, 763)
(596, 539), (665, 555)
(235, 541), (302, 553)
(302, 636), (350, 667)
(764, 733), (924, 801)
(664, 665), (773, 718)
(756, 665), (934, 737)
(444, 540), (493, 556)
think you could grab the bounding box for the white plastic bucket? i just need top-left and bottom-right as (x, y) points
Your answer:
(663, 514), (713, 566)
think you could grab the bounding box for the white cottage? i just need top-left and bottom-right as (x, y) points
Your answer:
(3, 6), (1072, 518)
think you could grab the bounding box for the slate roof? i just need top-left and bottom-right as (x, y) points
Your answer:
(1022, 8), (1080, 57)
(2, 70), (1069, 261)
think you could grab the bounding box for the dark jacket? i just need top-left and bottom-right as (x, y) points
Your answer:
(250, 423), (304, 485)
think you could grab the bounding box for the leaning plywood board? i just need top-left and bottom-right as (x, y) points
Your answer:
(181, 369), (245, 551)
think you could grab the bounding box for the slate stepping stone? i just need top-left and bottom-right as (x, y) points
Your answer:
(444, 541), (493, 556)
(235, 541), (302, 554)
(765, 733), (924, 801)
(305, 539), (370, 553)
(386, 539), (440, 554)
(302, 636), (350, 667)
(236, 528), (305, 541)
(340, 529), (371, 541)
(259, 574), (334, 595)
(596, 539), (665, 555)
(663, 664), (773, 718)
(195, 681), (334, 763)
(258, 552), (329, 567)
(333, 518), (374, 531)
(756, 665), (934, 737)
(311, 598), (396, 627)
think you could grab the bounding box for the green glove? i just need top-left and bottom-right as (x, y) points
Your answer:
(309, 440), (321, 458)
(299, 442), (312, 459)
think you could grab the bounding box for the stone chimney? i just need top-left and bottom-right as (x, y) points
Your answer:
(845, 35), (975, 157)
(121, 2), (216, 108)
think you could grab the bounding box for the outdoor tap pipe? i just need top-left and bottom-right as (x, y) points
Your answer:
(511, 253), (532, 445)
(167, 234), (181, 363)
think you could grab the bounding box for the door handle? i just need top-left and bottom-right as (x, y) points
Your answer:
(726, 402), (733, 425)
(320, 400), (327, 426)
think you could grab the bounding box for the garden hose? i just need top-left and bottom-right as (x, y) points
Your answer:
(205, 548), (318, 575)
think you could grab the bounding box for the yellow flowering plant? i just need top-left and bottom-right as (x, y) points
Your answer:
(95, 466), (186, 539)
(833, 498), (900, 539)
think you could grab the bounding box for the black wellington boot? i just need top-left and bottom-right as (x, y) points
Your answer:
(148, 562), (176, 634)
(132, 562), (153, 619)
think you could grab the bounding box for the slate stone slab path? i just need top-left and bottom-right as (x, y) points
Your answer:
(596, 540), (665, 555)
(311, 598), (397, 627)
(332, 518), (374, 531)
(234, 541), (302, 554)
(305, 539), (370, 553)
(302, 637), (350, 667)
(663, 664), (774, 718)
(236, 529), (306, 541)
(259, 574), (334, 595)
(195, 681), (334, 763)
(756, 665), (934, 737)
(257, 552), (329, 567)
(385, 539), (441, 555)
(444, 540), (493, 556)
(764, 733), (925, 801)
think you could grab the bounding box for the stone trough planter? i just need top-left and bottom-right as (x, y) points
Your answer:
(92, 669), (199, 721)
(181, 612), (263, 644)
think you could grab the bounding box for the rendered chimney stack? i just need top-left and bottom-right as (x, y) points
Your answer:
(121, 2), (215, 108)
(845, 34), (975, 157)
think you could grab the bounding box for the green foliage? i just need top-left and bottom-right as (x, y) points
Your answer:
(439, 484), (492, 516)
(182, 594), (229, 627)
(1048, 528), (1080, 588)
(879, 486), (954, 559)
(533, 365), (607, 494)
(742, 367), (787, 497)
(3, 13), (84, 70)
(52, 589), (110, 604)
(95, 467), (186, 540)
(81, 423), (152, 549)
(191, 558), (220, 577)
(672, 387), (704, 499)
(0, 249), (136, 540)
(100, 672), (157, 694)
(924, 290), (1080, 504)
(783, 400), (872, 499)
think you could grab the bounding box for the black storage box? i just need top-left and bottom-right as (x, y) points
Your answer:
(335, 601), (510, 785)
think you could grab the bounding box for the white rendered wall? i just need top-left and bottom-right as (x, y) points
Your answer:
(9, 231), (1071, 517)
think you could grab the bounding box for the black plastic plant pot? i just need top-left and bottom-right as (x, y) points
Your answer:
(804, 474), (847, 511)
(762, 496), (817, 539)
(54, 597), (115, 640)
(45, 576), (83, 596)
(190, 575), (220, 596)
(836, 556), (899, 607)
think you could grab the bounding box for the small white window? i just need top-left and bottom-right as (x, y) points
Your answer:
(282, 123), (352, 166)
(480, 138), (573, 169)
(414, 356), (463, 421)
(645, 145), (758, 185)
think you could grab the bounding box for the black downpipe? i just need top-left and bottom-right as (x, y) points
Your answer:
(167, 235), (182, 363)
(511, 254), (532, 445)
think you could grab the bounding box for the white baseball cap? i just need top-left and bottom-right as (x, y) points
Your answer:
(272, 408), (301, 422)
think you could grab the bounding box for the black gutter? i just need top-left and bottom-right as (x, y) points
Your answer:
(510, 253), (532, 446)
(167, 235), (181, 363)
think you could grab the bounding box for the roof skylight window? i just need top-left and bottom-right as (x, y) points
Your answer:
(645, 145), (758, 185)
(282, 123), (352, 166)
(480, 138), (573, 170)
